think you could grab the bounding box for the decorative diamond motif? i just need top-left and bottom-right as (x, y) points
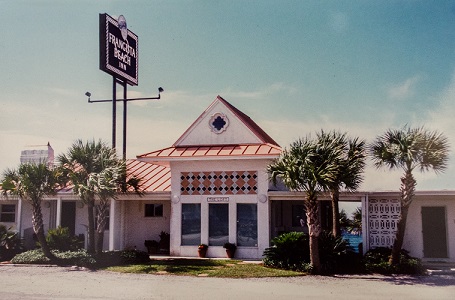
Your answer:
(180, 171), (258, 195)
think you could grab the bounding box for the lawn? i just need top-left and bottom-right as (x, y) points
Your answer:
(105, 258), (306, 278)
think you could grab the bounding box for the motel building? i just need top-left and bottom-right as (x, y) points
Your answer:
(1, 96), (455, 263)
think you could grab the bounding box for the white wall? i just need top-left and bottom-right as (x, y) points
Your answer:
(169, 159), (272, 259)
(121, 200), (171, 252)
(403, 195), (455, 262)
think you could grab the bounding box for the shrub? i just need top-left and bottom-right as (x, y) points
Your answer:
(11, 249), (50, 264)
(318, 231), (362, 274)
(263, 231), (364, 274)
(263, 232), (311, 271)
(363, 247), (426, 275)
(46, 226), (84, 251)
(94, 250), (150, 268)
(54, 249), (96, 267)
(11, 249), (95, 267)
(0, 225), (23, 261)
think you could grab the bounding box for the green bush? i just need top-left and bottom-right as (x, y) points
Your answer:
(318, 231), (362, 274)
(0, 225), (23, 261)
(11, 249), (50, 264)
(263, 231), (363, 274)
(363, 247), (426, 275)
(263, 232), (311, 271)
(11, 249), (95, 267)
(46, 226), (84, 251)
(94, 250), (150, 268)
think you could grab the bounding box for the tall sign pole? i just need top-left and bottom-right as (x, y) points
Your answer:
(86, 13), (162, 160)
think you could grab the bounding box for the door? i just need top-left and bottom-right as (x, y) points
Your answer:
(421, 206), (448, 258)
(61, 202), (76, 236)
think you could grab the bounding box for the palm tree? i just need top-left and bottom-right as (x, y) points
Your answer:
(268, 136), (344, 274)
(317, 131), (366, 237)
(370, 126), (449, 265)
(58, 139), (119, 253)
(1, 163), (63, 259)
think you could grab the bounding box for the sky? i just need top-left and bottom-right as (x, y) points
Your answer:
(1, 0), (455, 192)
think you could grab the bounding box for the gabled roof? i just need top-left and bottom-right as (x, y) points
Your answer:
(173, 95), (279, 147)
(137, 96), (281, 163)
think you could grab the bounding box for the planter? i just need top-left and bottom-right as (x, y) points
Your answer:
(198, 248), (207, 258)
(226, 249), (236, 258)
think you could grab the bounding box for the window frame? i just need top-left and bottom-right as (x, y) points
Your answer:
(144, 203), (164, 218)
(0, 204), (16, 223)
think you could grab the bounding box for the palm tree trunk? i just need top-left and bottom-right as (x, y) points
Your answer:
(95, 200), (109, 253)
(87, 200), (96, 254)
(31, 200), (54, 259)
(330, 189), (341, 237)
(389, 171), (416, 265)
(305, 195), (322, 274)
(389, 205), (410, 265)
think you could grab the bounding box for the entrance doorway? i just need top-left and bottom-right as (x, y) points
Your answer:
(61, 202), (76, 236)
(421, 206), (447, 258)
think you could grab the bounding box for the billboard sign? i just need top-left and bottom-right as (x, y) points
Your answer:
(99, 13), (138, 86)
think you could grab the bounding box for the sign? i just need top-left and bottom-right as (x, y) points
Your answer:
(99, 13), (138, 86)
(207, 197), (229, 203)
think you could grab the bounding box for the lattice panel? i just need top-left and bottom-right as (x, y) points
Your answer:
(180, 171), (258, 195)
(368, 198), (400, 248)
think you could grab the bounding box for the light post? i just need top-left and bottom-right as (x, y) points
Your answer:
(85, 85), (163, 160)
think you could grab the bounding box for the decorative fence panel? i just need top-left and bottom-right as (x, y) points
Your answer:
(367, 197), (400, 249)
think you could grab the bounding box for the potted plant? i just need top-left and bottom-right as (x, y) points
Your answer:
(223, 242), (237, 258)
(144, 240), (159, 254)
(198, 244), (208, 258)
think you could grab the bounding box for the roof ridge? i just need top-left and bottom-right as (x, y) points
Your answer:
(216, 95), (280, 147)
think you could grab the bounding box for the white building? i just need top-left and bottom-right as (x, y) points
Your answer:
(20, 142), (54, 167)
(1, 96), (454, 263)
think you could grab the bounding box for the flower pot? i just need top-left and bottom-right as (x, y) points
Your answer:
(198, 248), (207, 258)
(226, 249), (235, 258)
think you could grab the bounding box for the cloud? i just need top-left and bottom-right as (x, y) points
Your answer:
(387, 75), (421, 99)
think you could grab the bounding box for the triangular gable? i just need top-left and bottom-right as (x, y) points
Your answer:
(173, 96), (279, 147)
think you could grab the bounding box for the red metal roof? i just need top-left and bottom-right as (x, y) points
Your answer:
(137, 143), (281, 160)
(54, 160), (170, 194)
(126, 159), (171, 192)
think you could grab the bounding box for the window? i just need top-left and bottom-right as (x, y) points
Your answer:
(292, 204), (307, 227)
(209, 204), (229, 246)
(144, 204), (163, 217)
(237, 204), (258, 247)
(0, 204), (16, 222)
(181, 204), (201, 245)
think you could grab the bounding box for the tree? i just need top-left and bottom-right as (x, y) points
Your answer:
(1, 163), (63, 259)
(268, 136), (344, 274)
(58, 140), (120, 253)
(59, 139), (143, 253)
(370, 126), (449, 265)
(317, 131), (366, 237)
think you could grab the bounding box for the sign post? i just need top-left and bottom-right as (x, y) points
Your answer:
(86, 13), (163, 160)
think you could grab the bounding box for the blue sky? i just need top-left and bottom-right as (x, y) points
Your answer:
(1, 0), (455, 191)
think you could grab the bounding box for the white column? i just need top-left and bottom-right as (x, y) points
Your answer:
(109, 199), (116, 251)
(56, 197), (62, 227)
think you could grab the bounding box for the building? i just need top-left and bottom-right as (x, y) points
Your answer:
(1, 96), (454, 263)
(20, 142), (54, 167)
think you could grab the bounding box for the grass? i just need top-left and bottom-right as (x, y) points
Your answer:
(105, 258), (306, 278)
